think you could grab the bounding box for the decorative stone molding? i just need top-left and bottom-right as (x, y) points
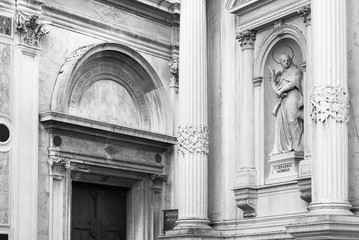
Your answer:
(298, 177), (311, 204)
(310, 85), (349, 123)
(65, 44), (98, 62)
(169, 56), (179, 87)
(236, 29), (257, 49)
(47, 157), (71, 180)
(15, 12), (50, 48)
(177, 125), (209, 155)
(233, 187), (257, 218)
(297, 5), (311, 25)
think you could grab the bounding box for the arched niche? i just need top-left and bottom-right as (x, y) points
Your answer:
(261, 37), (304, 179)
(50, 43), (171, 134)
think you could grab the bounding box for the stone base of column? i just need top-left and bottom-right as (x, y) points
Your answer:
(174, 218), (212, 230)
(308, 202), (353, 216)
(286, 215), (359, 240)
(159, 227), (221, 240)
(158, 232), (221, 240)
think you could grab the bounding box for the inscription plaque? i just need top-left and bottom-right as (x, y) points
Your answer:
(163, 209), (178, 232)
(266, 151), (303, 184)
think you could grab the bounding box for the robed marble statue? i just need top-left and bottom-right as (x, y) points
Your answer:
(268, 53), (304, 156)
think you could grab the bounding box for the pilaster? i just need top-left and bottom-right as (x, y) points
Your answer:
(11, 9), (49, 240)
(47, 153), (71, 240)
(235, 29), (257, 186)
(297, 4), (313, 179)
(233, 29), (258, 218)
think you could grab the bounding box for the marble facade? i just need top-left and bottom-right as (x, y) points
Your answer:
(1, 0), (359, 239)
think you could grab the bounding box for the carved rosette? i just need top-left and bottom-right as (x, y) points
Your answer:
(48, 157), (71, 180)
(177, 125), (209, 155)
(15, 13), (50, 48)
(310, 85), (349, 123)
(297, 5), (311, 25)
(236, 29), (257, 49)
(169, 56), (179, 87)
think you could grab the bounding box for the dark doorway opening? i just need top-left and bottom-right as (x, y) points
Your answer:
(71, 181), (128, 240)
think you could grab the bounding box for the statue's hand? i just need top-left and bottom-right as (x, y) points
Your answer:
(276, 90), (287, 98)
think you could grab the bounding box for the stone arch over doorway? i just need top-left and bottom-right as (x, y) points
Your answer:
(50, 43), (171, 134)
(41, 43), (176, 240)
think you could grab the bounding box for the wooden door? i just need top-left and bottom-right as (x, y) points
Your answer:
(71, 182), (127, 240)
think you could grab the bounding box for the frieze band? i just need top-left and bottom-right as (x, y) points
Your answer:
(310, 85), (349, 123)
(177, 125), (209, 155)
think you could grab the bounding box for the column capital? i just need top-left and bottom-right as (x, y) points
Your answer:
(47, 156), (71, 181)
(15, 11), (50, 48)
(236, 29), (257, 49)
(297, 4), (311, 26)
(310, 85), (349, 123)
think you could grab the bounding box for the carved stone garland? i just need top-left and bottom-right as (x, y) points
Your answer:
(47, 157), (71, 180)
(177, 125), (209, 155)
(310, 85), (349, 123)
(15, 13), (50, 48)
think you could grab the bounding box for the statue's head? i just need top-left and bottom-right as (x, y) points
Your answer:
(279, 53), (292, 69)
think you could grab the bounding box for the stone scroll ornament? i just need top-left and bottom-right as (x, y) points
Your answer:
(310, 85), (349, 123)
(177, 125), (209, 155)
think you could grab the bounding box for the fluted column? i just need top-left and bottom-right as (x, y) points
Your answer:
(175, 0), (210, 229)
(309, 0), (351, 215)
(236, 30), (257, 186)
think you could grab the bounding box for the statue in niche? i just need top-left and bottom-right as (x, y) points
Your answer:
(268, 46), (304, 156)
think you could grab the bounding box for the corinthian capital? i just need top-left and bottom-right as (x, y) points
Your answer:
(15, 12), (50, 48)
(236, 29), (257, 49)
(297, 5), (311, 25)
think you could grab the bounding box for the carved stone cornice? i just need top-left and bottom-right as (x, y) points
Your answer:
(15, 12), (50, 48)
(169, 56), (179, 88)
(310, 85), (349, 123)
(233, 187), (258, 218)
(236, 29), (257, 49)
(47, 156), (71, 180)
(177, 125), (209, 155)
(297, 5), (311, 25)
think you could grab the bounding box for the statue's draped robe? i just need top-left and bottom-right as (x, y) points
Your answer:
(270, 65), (303, 155)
